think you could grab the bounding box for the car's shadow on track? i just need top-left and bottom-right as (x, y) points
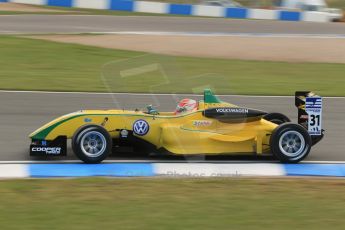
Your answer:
(123, 153), (277, 162)
(30, 147), (278, 163)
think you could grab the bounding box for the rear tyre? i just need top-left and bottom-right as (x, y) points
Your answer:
(72, 125), (112, 163)
(270, 123), (311, 163)
(263, 113), (290, 125)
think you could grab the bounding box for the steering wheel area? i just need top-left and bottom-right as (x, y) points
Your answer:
(146, 105), (159, 115)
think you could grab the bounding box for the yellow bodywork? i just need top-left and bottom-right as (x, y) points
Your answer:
(30, 89), (278, 156)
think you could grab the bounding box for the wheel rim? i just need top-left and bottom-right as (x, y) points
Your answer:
(80, 131), (106, 158)
(278, 130), (305, 157)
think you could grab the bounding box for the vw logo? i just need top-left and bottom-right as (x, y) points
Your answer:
(133, 119), (150, 136)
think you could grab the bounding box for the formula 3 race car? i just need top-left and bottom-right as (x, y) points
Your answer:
(29, 89), (324, 163)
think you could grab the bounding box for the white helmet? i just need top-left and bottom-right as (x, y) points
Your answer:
(174, 99), (198, 115)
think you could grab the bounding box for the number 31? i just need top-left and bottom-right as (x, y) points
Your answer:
(310, 114), (320, 126)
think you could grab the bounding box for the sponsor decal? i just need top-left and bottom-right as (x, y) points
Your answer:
(120, 129), (129, 138)
(215, 108), (249, 114)
(306, 97), (322, 109)
(300, 115), (308, 119)
(133, 119), (150, 136)
(206, 103), (225, 107)
(305, 97), (322, 135)
(193, 120), (212, 127)
(84, 118), (92, 123)
(31, 147), (62, 155)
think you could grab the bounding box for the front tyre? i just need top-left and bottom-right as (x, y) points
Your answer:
(72, 125), (112, 163)
(270, 123), (311, 163)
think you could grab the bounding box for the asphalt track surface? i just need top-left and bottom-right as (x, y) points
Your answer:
(0, 14), (344, 162)
(0, 91), (344, 162)
(0, 15), (345, 35)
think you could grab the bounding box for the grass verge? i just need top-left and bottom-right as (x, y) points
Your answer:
(0, 177), (345, 230)
(0, 36), (344, 96)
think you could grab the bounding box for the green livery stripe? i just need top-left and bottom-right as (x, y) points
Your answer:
(32, 111), (202, 140)
(32, 115), (84, 140)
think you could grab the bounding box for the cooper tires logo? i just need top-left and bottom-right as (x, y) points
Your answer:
(31, 147), (61, 155)
(133, 119), (149, 136)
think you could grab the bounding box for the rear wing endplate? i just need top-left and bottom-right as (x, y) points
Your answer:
(295, 91), (323, 136)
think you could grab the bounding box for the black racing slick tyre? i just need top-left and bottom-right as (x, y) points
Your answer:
(72, 125), (112, 164)
(263, 113), (291, 125)
(270, 123), (311, 163)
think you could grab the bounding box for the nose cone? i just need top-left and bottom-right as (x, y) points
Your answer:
(29, 111), (83, 140)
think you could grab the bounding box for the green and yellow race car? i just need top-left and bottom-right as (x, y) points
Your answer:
(29, 89), (324, 163)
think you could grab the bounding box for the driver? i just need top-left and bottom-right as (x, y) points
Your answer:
(174, 99), (198, 115)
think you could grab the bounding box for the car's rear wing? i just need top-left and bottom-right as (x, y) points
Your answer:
(295, 91), (323, 136)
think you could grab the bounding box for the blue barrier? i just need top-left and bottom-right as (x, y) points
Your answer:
(29, 163), (155, 177)
(110, 0), (134, 11)
(225, 7), (248, 19)
(2, 0), (331, 22)
(279, 11), (301, 21)
(169, 4), (192, 15)
(2, 163), (345, 178)
(47, 0), (72, 7)
(284, 164), (345, 177)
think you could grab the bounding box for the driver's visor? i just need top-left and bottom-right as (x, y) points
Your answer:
(175, 105), (187, 113)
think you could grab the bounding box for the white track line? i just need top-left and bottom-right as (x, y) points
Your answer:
(89, 31), (345, 39)
(0, 90), (344, 99)
(3, 29), (345, 38)
(0, 160), (344, 164)
(0, 30), (17, 33)
(0, 89), (290, 97)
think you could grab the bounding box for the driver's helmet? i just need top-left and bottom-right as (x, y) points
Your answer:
(174, 99), (198, 115)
